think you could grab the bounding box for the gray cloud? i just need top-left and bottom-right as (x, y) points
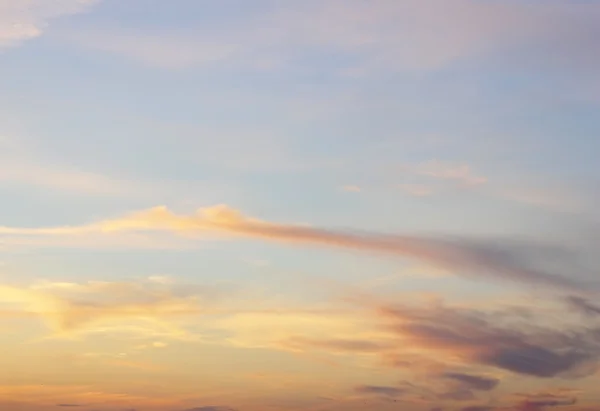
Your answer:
(437, 389), (475, 402)
(516, 397), (577, 411)
(281, 336), (392, 353)
(380, 302), (600, 378)
(565, 296), (600, 318)
(354, 385), (407, 398)
(479, 346), (591, 378)
(440, 372), (499, 391)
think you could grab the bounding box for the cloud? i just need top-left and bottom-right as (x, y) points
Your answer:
(521, 398), (577, 410)
(183, 407), (236, 411)
(69, 29), (239, 70)
(565, 296), (600, 318)
(0, 161), (140, 196)
(440, 372), (499, 392)
(353, 378), (492, 405)
(0, 135), (234, 200)
(0, 0), (99, 50)
(354, 385), (406, 398)
(512, 392), (578, 411)
(280, 336), (392, 354)
(0, 278), (214, 338)
(398, 183), (434, 197)
(0, 204), (594, 292)
(437, 389), (475, 402)
(379, 301), (600, 378)
(460, 394), (592, 411)
(205, 308), (384, 354)
(432, 372), (500, 402)
(0, 135), (152, 197)
(61, 0), (600, 74)
(147, 275), (174, 285)
(410, 160), (487, 187)
(341, 185), (361, 193)
(0, 384), (177, 410)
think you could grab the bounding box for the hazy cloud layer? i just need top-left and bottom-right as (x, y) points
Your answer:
(63, 0), (600, 74)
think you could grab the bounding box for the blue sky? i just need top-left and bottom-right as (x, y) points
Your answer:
(1, 1), (600, 411)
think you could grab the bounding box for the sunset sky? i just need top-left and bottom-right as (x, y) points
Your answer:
(1, 1), (600, 410)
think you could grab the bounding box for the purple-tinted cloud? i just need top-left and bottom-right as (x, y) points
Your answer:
(354, 385), (407, 398)
(441, 372), (499, 391)
(380, 302), (600, 378)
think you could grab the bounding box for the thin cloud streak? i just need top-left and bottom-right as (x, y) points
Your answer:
(0, 204), (594, 292)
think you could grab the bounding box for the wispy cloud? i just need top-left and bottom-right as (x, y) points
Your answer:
(353, 373), (499, 405)
(67, 29), (239, 70)
(0, 383), (178, 410)
(205, 308), (382, 354)
(565, 295), (600, 318)
(59, 0), (600, 74)
(440, 372), (499, 392)
(0, 135), (136, 196)
(398, 183), (434, 197)
(183, 407), (236, 411)
(0, 0), (99, 50)
(340, 185), (361, 193)
(0, 135), (223, 198)
(0, 204), (593, 292)
(410, 160), (487, 187)
(377, 301), (600, 379)
(0, 278), (216, 338)
(219, 293), (600, 381)
(0, 159), (141, 196)
(354, 385), (407, 399)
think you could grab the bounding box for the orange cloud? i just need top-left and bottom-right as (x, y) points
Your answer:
(0, 204), (590, 291)
(0, 279), (206, 338)
(341, 185), (361, 193)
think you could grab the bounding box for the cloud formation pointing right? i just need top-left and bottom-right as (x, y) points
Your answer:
(0, 204), (595, 292)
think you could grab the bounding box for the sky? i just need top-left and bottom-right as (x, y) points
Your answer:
(1, 0), (600, 410)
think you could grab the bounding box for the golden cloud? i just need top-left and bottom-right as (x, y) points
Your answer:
(0, 204), (590, 291)
(0, 279), (204, 339)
